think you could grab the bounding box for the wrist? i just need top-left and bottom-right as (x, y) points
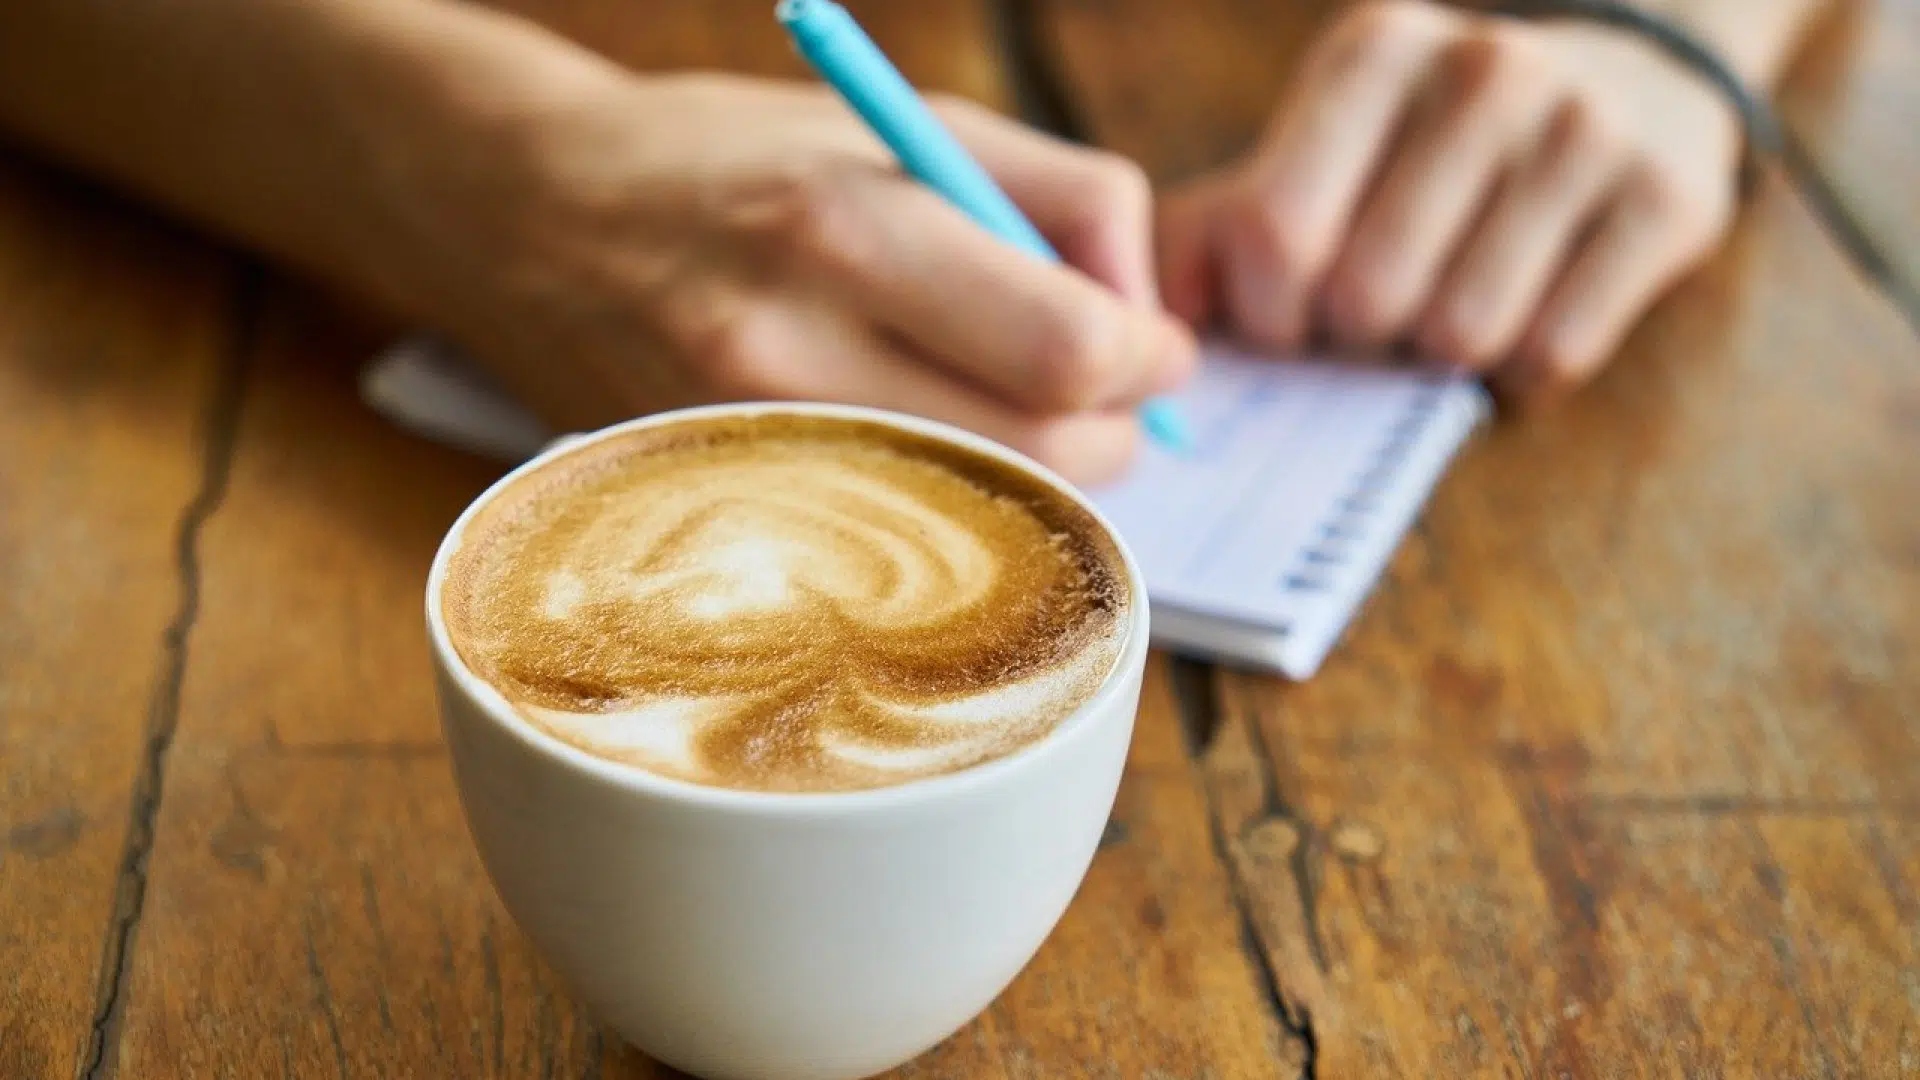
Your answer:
(1495, 0), (1828, 87)
(1634, 0), (1832, 88)
(332, 2), (635, 333)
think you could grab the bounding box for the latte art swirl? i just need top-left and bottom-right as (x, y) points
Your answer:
(441, 414), (1131, 793)
(555, 460), (998, 629)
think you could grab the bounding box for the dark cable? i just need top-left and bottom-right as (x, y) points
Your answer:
(1494, 0), (1920, 335)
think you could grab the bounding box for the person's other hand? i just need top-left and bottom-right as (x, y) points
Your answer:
(424, 74), (1194, 484)
(1157, 0), (1742, 405)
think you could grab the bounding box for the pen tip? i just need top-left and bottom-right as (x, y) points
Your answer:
(1140, 400), (1194, 455)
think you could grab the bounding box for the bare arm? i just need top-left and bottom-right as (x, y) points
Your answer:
(0, 0), (1196, 483)
(0, 0), (621, 320)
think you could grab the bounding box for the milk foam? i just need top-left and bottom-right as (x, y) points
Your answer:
(440, 414), (1130, 793)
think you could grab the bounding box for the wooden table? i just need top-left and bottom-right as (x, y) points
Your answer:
(4, 2), (1916, 1076)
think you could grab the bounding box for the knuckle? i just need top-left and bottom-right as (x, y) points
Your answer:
(1324, 270), (1395, 345)
(1023, 418), (1136, 486)
(1029, 306), (1115, 410)
(1632, 165), (1734, 248)
(1325, 256), (1416, 345)
(1015, 424), (1076, 475)
(1229, 197), (1322, 287)
(695, 307), (791, 397)
(1322, 0), (1438, 78)
(1531, 332), (1598, 388)
(1421, 306), (1501, 370)
(1483, 22), (1553, 85)
(1551, 95), (1630, 169)
(1091, 153), (1154, 219)
(1343, 0), (1438, 46)
(1446, 24), (1551, 103)
(762, 165), (877, 274)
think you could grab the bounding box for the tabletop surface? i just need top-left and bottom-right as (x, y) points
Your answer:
(3, 1), (1916, 1077)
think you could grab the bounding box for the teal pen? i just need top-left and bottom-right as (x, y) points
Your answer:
(776, 0), (1193, 455)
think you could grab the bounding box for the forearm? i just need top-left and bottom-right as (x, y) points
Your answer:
(0, 0), (622, 315)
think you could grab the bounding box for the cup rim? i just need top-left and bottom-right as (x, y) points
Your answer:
(425, 400), (1150, 817)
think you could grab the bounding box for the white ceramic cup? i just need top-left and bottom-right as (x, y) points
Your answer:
(426, 402), (1150, 1080)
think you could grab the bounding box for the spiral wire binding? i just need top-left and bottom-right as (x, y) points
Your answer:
(1282, 376), (1452, 595)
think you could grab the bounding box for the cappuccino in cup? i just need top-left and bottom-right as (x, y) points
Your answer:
(429, 403), (1149, 1080)
(439, 412), (1130, 793)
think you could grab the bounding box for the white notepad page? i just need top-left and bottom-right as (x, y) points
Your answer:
(1088, 346), (1487, 676)
(361, 337), (1488, 679)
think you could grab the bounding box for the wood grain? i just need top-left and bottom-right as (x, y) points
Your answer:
(96, 286), (546, 1077)
(11, 0), (1918, 1076)
(1035, 0), (1920, 1074)
(91, 282), (1296, 1076)
(1031, 0), (1338, 182)
(0, 152), (244, 1080)
(482, 0), (1012, 111)
(72, 4), (1290, 1077)
(905, 657), (1301, 1077)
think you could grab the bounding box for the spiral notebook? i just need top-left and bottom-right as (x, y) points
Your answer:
(362, 338), (1489, 678)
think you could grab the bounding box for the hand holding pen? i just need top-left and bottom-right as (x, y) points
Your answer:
(780, 0), (1195, 453)
(475, 72), (1197, 483)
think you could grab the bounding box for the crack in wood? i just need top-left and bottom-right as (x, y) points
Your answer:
(536, 983), (557, 1080)
(1168, 657), (1223, 758)
(1746, 821), (1842, 1080)
(1505, 757), (1611, 1078)
(359, 863), (397, 1034)
(1864, 822), (1919, 926)
(304, 907), (353, 1079)
(1167, 659), (1320, 1079)
(1237, 695), (1332, 983)
(75, 263), (259, 1080)
(436, 915), (489, 1068)
(995, 0), (1334, 1051)
(1234, 908), (1318, 1079)
(990, 0), (1088, 138)
(579, 1013), (603, 1080)
(482, 916), (506, 1077)
(972, 8), (1330, 1059)
(1494, 1005), (1540, 1080)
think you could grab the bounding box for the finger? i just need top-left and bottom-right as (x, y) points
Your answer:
(783, 164), (1197, 415)
(1414, 97), (1627, 370)
(1226, 0), (1457, 344)
(744, 303), (1145, 484)
(1321, 26), (1558, 348)
(1498, 183), (1700, 404)
(936, 98), (1160, 309)
(862, 348), (1144, 486)
(1154, 182), (1223, 327)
